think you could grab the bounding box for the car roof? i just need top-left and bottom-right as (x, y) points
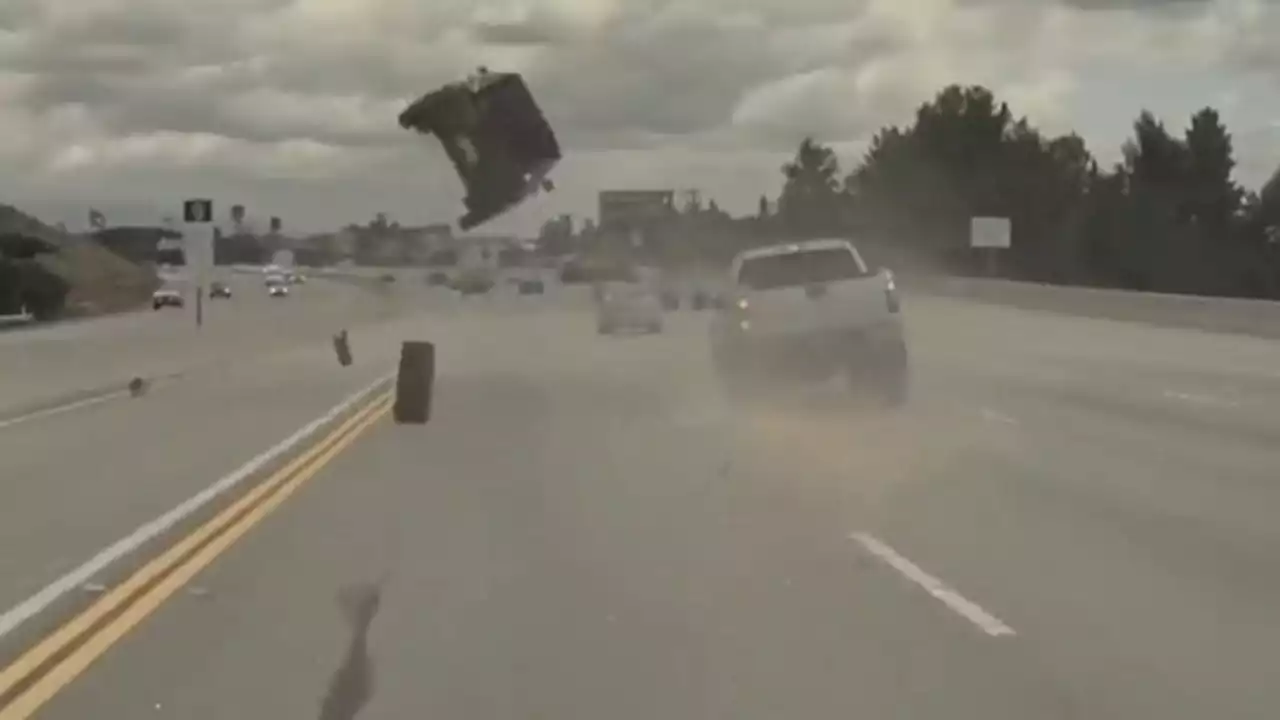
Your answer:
(737, 238), (854, 262)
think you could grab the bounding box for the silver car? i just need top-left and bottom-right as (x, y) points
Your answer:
(596, 281), (663, 334)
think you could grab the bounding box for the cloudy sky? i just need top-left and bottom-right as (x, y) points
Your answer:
(1, 0), (1278, 236)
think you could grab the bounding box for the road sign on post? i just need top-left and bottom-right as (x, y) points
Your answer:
(182, 199), (214, 327)
(184, 199), (213, 224)
(970, 216), (1011, 277)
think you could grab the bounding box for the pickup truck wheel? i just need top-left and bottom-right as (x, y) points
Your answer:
(875, 343), (909, 408)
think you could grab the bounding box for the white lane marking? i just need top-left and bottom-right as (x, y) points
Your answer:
(979, 407), (1018, 426)
(0, 371), (393, 641)
(1162, 390), (1239, 408)
(0, 391), (126, 430)
(851, 532), (1015, 637)
(0, 372), (189, 432)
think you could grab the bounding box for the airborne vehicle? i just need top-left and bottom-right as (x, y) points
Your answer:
(451, 268), (495, 296)
(398, 68), (561, 231)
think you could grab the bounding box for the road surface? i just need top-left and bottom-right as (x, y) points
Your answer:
(0, 272), (424, 420)
(1, 286), (1278, 719)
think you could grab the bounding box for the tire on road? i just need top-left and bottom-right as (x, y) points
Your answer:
(333, 330), (353, 367)
(867, 340), (909, 408)
(393, 340), (435, 424)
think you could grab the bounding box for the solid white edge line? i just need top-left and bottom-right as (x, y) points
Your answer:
(851, 532), (1016, 638)
(0, 370), (191, 433)
(0, 392), (128, 431)
(0, 370), (394, 641)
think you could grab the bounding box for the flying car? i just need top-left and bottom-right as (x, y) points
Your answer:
(399, 68), (561, 231)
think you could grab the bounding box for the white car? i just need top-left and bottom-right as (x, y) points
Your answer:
(152, 289), (184, 310)
(709, 238), (907, 405)
(596, 280), (663, 334)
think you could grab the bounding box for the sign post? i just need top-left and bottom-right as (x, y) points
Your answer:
(183, 199), (214, 328)
(969, 216), (1011, 277)
(598, 190), (674, 264)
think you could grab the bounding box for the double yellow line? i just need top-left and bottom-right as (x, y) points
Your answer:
(0, 390), (394, 719)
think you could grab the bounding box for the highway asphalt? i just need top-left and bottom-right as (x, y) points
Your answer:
(0, 272), (422, 419)
(1, 282), (1278, 719)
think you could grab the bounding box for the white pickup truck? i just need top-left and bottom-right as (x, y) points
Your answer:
(709, 238), (907, 405)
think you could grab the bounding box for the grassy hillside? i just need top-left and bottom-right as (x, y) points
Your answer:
(0, 204), (160, 317)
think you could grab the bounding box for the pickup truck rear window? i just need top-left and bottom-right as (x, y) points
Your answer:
(737, 247), (869, 290)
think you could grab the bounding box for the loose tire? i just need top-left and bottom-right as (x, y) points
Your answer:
(393, 341), (435, 424)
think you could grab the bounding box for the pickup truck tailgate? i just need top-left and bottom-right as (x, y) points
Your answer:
(742, 276), (889, 336)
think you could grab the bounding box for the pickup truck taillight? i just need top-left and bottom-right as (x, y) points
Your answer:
(884, 276), (900, 313)
(727, 296), (751, 331)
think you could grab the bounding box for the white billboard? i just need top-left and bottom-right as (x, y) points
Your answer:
(970, 216), (1011, 249)
(598, 190), (675, 228)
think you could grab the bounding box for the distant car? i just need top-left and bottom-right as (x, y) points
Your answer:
(380, 273), (396, 283)
(453, 273), (494, 295)
(152, 289), (184, 310)
(518, 278), (545, 295)
(209, 282), (232, 299)
(590, 265), (640, 303)
(596, 281), (663, 334)
(287, 272), (306, 285)
(426, 271), (450, 286)
(559, 261), (590, 284)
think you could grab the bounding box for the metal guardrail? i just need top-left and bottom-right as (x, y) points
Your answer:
(912, 276), (1280, 340)
(0, 313), (34, 328)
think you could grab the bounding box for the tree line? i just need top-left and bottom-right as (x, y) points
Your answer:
(0, 233), (68, 319)
(555, 83), (1280, 299)
(769, 84), (1280, 297)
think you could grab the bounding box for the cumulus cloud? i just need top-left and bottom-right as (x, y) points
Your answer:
(0, 0), (1276, 234)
